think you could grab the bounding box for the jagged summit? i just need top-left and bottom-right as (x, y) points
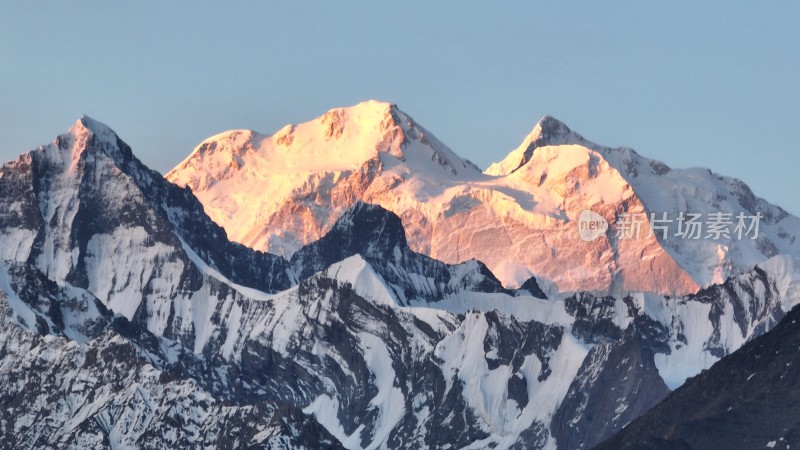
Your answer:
(290, 201), (509, 303)
(190, 100), (399, 153)
(173, 100), (462, 163)
(3, 113), (800, 449)
(164, 101), (482, 259)
(312, 201), (410, 255)
(289, 202), (409, 281)
(69, 115), (118, 141)
(0, 117), (294, 303)
(484, 114), (587, 176)
(166, 100), (478, 196)
(166, 103), (800, 295)
(32, 115), (131, 171)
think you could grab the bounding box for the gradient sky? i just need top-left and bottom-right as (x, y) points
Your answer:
(2, 2), (798, 214)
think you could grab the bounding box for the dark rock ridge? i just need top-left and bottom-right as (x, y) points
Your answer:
(0, 116), (293, 296)
(500, 115), (590, 175)
(596, 303), (800, 450)
(290, 201), (512, 303)
(0, 117), (797, 449)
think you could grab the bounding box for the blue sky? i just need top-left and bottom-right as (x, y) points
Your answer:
(2, 2), (799, 214)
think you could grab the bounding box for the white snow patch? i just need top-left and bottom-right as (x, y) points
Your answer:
(358, 332), (405, 450)
(0, 265), (37, 329)
(303, 395), (365, 450)
(178, 237), (275, 302)
(323, 255), (397, 307)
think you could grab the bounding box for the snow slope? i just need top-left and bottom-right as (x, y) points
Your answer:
(2, 116), (800, 449)
(167, 101), (800, 296)
(3, 244), (798, 449)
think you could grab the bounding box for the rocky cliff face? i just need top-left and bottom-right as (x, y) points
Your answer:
(2, 116), (800, 449)
(0, 116), (294, 347)
(290, 202), (510, 304)
(2, 228), (797, 449)
(597, 301), (800, 450)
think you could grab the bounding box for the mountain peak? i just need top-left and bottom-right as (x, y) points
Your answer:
(535, 114), (573, 137)
(166, 101), (481, 240)
(290, 202), (408, 279)
(33, 116), (129, 172)
(168, 100), (410, 184)
(329, 99), (396, 116)
(290, 201), (509, 302)
(318, 100), (394, 126)
(67, 115), (120, 146)
(485, 114), (586, 176)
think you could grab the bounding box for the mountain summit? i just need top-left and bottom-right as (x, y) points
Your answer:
(167, 101), (800, 296)
(0, 116), (294, 329)
(2, 115), (800, 449)
(168, 100), (479, 191)
(484, 114), (587, 176)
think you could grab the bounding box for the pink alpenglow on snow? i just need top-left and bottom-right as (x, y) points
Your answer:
(167, 101), (800, 297)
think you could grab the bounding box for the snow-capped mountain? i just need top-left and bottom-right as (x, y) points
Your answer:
(0, 116), (294, 345)
(166, 100), (481, 261)
(166, 101), (800, 297)
(0, 261), (343, 450)
(3, 116), (800, 449)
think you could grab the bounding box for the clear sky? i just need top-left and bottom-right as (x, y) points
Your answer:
(1, 2), (798, 214)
